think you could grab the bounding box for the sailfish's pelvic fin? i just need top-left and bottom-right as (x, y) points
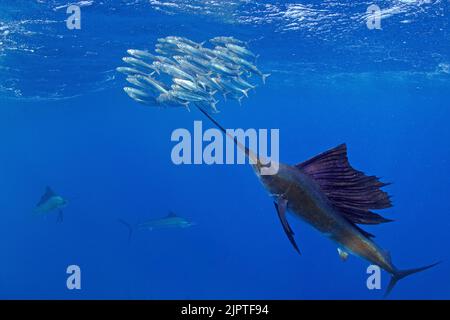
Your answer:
(337, 248), (349, 261)
(274, 196), (301, 255)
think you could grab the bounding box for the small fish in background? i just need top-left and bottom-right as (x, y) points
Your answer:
(119, 212), (196, 241)
(209, 36), (247, 47)
(34, 186), (67, 223)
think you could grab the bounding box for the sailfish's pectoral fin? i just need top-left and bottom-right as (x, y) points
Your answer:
(274, 196), (301, 255)
(337, 248), (349, 261)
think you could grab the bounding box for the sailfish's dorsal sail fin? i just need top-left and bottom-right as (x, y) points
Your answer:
(167, 211), (177, 218)
(37, 186), (56, 206)
(295, 144), (393, 233)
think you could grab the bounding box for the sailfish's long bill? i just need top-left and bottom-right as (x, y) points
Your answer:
(198, 108), (440, 297)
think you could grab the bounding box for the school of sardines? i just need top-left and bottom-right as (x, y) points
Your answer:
(117, 36), (270, 113)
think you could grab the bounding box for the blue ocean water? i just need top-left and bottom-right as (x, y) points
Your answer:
(1, 0), (449, 299)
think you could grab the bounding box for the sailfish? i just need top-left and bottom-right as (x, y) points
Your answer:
(34, 186), (67, 223)
(197, 108), (439, 297)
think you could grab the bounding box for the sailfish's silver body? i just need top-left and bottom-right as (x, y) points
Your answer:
(252, 144), (439, 296)
(258, 159), (395, 273)
(198, 108), (439, 296)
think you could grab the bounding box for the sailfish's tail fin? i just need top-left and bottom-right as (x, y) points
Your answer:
(385, 261), (442, 297)
(118, 219), (134, 243)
